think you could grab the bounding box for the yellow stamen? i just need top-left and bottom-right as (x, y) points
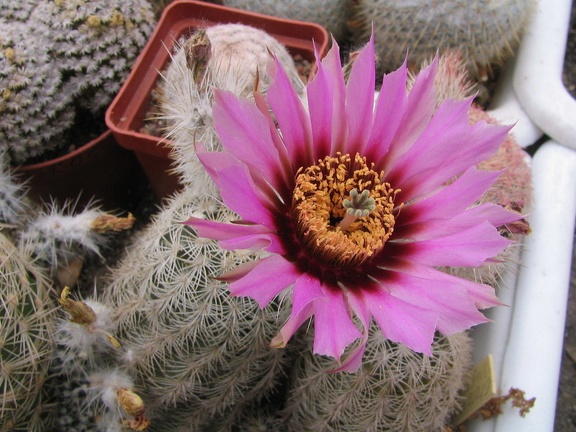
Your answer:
(292, 153), (399, 269)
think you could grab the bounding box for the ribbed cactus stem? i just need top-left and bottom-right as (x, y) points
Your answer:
(0, 233), (58, 432)
(103, 188), (290, 430)
(0, 157), (30, 228)
(281, 325), (473, 431)
(350, 0), (534, 80)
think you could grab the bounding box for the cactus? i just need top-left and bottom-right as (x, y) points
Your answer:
(281, 324), (472, 432)
(17, 202), (135, 287)
(0, 233), (58, 432)
(159, 23), (304, 187)
(0, 0), (155, 165)
(349, 0), (534, 80)
(0, 0), (37, 23)
(220, 0), (352, 41)
(101, 185), (289, 431)
(52, 286), (149, 432)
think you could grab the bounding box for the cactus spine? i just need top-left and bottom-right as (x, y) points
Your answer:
(281, 325), (473, 432)
(350, 0), (534, 80)
(160, 23), (304, 187)
(103, 188), (289, 431)
(0, 233), (58, 432)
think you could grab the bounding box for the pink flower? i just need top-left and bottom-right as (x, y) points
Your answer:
(184, 36), (521, 371)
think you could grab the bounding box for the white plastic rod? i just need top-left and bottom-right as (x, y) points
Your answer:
(488, 54), (542, 147)
(495, 141), (576, 431)
(513, 0), (576, 150)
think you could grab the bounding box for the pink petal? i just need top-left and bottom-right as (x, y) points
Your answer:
(389, 222), (511, 267)
(312, 287), (362, 360)
(184, 218), (271, 239)
(387, 99), (512, 201)
(363, 287), (438, 355)
(213, 90), (289, 192)
(183, 217), (285, 253)
(321, 38), (348, 154)
(378, 59), (438, 173)
(253, 89), (295, 198)
(344, 34), (375, 156)
(455, 203), (524, 229)
(271, 272), (323, 349)
(332, 290), (372, 372)
(227, 255), (300, 308)
(307, 45), (333, 159)
(292, 272), (324, 316)
(218, 259), (259, 282)
(373, 258), (502, 309)
(412, 204), (523, 240)
(398, 167), (501, 227)
(198, 153), (279, 230)
(271, 302), (314, 349)
(363, 59), (408, 163)
(267, 57), (313, 169)
(382, 270), (491, 334)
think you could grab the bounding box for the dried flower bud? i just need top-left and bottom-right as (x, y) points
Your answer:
(59, 286), (96, 325)
(117, 388), (144, 417)
(90, 213), (136, 232)
(184, 28), (212, 83)
(117, 388), (150, 430)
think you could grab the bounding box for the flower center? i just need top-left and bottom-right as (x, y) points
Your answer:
(291, 153), (399, 269)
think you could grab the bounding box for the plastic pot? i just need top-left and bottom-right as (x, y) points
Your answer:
(105, 0), (329, 199)
(16, 130), (149, 212)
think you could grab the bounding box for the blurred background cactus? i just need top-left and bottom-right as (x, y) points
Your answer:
(349, 0), (535, 81)
(219, 0), (352, 42)
(0, 0), (155, 165)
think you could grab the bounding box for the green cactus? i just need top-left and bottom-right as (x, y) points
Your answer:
(0, 0), (155, 165)
(102, 187), (289, 431)
(160, 23), (304, 187)
(281, 324), (472, 432)
(220, 0), (352, 41)
(0, 233), (58, 432)
(350, 0), (534, 80)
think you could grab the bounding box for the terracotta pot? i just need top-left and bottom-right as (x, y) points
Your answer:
(105, 0), (329, 199)
(16, 130), (150, 211)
